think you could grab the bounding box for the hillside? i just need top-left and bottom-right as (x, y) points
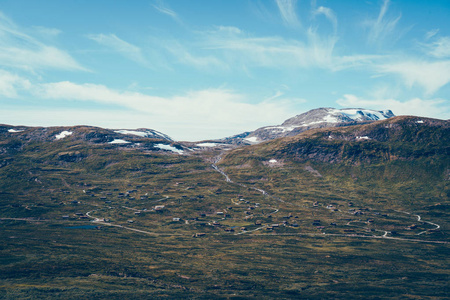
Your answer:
(0, 116), (449, 299)
(220, 116), (449, 206)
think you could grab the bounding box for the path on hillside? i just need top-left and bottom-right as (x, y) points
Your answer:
(211, 154), (448, 244)
(393, 210), (441, 235)
(85, 208), (182, 236)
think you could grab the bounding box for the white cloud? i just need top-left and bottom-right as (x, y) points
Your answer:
(365, 0), (401, 45)
(0, 11), (85, 71)
(337, 94), (449, 120)
(30, 81), (295, 140)
(0, 69), (31, 98)
(377, 60), (450, 95)
(275, 0), (301, 29)
(87, 33), (147, 64)
(426, 36), (450, 58)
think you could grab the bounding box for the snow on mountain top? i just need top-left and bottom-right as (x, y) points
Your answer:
(152, 131), (172, 140)
(114, 129), (172, 140)
(55, 131), (72, 140)
(282, 108), (395, 127)
(333, 108), (393, 121)
(8, 129), (23, 133)
(115, 130), (148, 137)
(109, 139), (130, 144)
(240, 107), (396, 144)
(155, 143), (184, 154)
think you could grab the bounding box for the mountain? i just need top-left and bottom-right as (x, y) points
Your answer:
(1, 125), (173, 143)
(230, 107), (395, 144)
(219, 115), (449, 226)
(0, 124), (190, 156)
(221, 115), (449, 165)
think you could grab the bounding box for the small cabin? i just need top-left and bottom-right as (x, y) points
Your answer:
(154, 205), (165, 211)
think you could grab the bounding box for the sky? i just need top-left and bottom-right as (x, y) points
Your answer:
(0, 0), (449, 141)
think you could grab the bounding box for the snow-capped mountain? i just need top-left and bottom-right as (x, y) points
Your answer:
(240, 108), (395, 144)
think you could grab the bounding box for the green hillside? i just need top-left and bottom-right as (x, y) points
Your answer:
(0, 118), (449, 299)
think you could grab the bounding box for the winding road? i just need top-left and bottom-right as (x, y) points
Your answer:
(211, 154), (447, 244)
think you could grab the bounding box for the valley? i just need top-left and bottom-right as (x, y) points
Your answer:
(0, 115), (449, 299)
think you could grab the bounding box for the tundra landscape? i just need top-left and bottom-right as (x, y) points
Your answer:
(1, 112), (449, 299)
(1, 0), (449, 298)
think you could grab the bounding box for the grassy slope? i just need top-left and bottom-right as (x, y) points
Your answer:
(0, 118), (449, 299)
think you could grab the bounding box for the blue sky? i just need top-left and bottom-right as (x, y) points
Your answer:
(0, 0), (449, 141)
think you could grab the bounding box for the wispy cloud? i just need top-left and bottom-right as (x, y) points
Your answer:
(87, 33), (147, 64)
(337, 94), (449, 120)
(425, 29), (439, 40)
(275, 0), (301, 29)
(201, 26), (377, 71)
(0, 11), (85, 72)
(312, 5), (337, 34)
(365, 0), (401, 45)
(162, 40), (226, 70)
(377, 60), (450, 95)
(152, 0), (181, 23)
(32, 26), (62, 38)
(425, 36), (450, 58)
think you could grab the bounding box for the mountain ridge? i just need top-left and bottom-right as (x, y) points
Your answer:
(220, 115), (449, 166)
(236, 107), (395, 144)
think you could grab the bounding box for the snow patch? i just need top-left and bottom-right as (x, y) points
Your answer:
(8, 129), (23, 133)
(416, 120), (424, 124)
(114, 129), (171, 140)
(322, 114), (340, 123)
(55, 131), (72, 140)
(356, 136), (371, 140)
(155, 143), (184, 154)
(109, 139), (131, 144)
(244, 136), (260, 143)
(115, 130), (148, 137)
(269, 159), (277, 163)
(329, 108), (392, 122)
(196, 142), (218, 147)
(266, 125), (298, 132)
(153, 131), (172, 140)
